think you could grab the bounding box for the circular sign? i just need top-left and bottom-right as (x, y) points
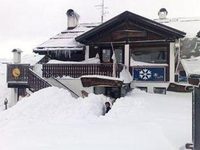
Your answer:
(12, 68), (21, 78)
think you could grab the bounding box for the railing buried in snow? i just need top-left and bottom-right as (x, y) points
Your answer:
(42, 63), (123, 78)
(28, 69), (51, 92)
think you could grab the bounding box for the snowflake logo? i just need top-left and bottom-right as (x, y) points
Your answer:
(139, 69), (152, 80)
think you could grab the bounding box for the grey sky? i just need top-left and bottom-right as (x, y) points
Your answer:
(0, 0), (200, 58)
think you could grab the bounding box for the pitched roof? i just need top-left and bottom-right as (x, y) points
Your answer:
(76, 11), (186, 43)
(33, 23), (99, 53)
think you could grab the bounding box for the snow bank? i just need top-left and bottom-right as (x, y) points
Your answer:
(0, 87), (106, 124)
(0, 87), (192, 150)
(105, 89), (192, 150)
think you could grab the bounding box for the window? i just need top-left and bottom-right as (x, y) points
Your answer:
(131, 47), (168, 64)
(137, 87), (147, 92)
(153, 87), (166, 94)
(94, 87), (121, 99)
(178, 71), (187, 82)
(102, 49), (111, 63)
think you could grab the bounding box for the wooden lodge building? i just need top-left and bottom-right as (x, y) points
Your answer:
(8, 9), (191, 102)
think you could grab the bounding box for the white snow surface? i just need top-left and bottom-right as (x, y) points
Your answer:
(34, 23), (98, 52)
(119, 66), (132, 83)
(0, 87), (192, 150)
(21, 53), (45, 65)
(181, 56), (200, 75)
(48, 57), (100, 64)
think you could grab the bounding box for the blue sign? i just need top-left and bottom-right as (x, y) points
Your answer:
(133, 67), (166, 81)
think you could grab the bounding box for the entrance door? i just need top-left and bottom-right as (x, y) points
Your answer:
(115, 48), (123, 64)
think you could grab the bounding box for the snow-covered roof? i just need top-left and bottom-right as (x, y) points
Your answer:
(155, 17), (200, 38)
(181, 56), (200, 75)
(47, 57), (100, 64)
(33, 23), (99, 52)
(21, 54), (45, 65)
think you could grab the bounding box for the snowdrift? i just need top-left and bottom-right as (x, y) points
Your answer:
(0, 87), (192, 150)
(0, 87), (107, 124)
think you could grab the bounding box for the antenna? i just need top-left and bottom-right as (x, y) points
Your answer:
(95, 0), (108, 23)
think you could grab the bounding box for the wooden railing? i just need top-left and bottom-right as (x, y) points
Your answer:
(42, 63), (123, 78)
(28, 69), (51, 92)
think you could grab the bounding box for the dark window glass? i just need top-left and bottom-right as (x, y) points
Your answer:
(131, 47), (167, 63)
(115, 48), (123, 64)
(153, 87), (166, 94)
(137, 87), (147, 92)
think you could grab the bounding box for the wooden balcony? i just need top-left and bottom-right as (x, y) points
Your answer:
(42, 63), (123, 78)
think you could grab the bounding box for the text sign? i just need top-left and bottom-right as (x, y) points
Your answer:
(133, 67), (166, 81)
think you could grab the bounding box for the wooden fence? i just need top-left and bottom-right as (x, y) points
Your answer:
(42, 63), (123, 78)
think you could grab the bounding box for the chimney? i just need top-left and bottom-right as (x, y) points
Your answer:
(66, 9), (80, 30)
(12, 48), (22, 64)
(158, 8), (168, 20)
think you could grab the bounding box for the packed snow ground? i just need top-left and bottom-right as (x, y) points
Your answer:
(0, 56), (192, 150)
(0, 86), (192, 150)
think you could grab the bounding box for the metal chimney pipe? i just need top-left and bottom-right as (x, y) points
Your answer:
(66, 9), (80, 30)
(158, 8), (168, 20)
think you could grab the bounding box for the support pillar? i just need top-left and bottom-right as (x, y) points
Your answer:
(9, 49), (22, 107)
(85, 45), (89, 60)
(124, 44), (130, 67)
(193, 87), (200, 150)
(169, 42), (175, 82)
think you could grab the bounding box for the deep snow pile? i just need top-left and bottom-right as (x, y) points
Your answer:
(0, 87), (192, 150)
(0, 87), (107, 123)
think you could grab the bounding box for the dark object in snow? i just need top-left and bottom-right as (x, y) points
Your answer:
(4, 98), (8, 110)
(105, 102), (111, 113)
(197, 31), (200, 38)
(192, 87), (200, 150)
(185, 143), (193, 149)
(167, 82), (193, 92)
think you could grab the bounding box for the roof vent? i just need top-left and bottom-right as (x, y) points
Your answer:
(158, 8), (168, 20)
(66, 9), (80, 30)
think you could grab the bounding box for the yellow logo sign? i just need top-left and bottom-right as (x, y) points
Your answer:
(12, 68), (21, 78)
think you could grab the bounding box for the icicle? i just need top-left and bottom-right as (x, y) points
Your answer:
(68, 51), (71, 58)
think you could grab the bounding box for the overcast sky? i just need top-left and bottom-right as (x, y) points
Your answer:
(0, 0), (200, 58)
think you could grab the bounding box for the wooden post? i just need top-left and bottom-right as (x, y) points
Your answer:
(85, 45), (89, 60)
(193, 87), (200, 150)
(124, 44), (130, 67)
(169, 42), (175, 82)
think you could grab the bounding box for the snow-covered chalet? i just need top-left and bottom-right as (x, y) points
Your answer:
(7, 8), (200, 100)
